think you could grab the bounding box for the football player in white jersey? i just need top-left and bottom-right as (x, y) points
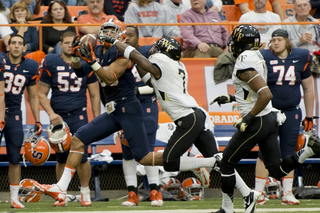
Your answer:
(101, 36), (264, 213)
(212, 24), (320, 213)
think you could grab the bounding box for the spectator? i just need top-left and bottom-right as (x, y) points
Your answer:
(1, 35), (41, 209)
(238, 0), (281, 49)
(310, 0), (320, 19)
(7, 1), (38, 54)
(162, 0), (188, 37)
(182, 0), (226, 20)
(77, 0), (118, 38)
(104, 0), (129, 22)
(283, 0), (320, 52)
(0, 0), (10, 20)
(235, 0), (284, 21)
(180, 0), (229, 58)
(0, 13), (13, 47)
(124, 0), (165, 37)
(2, 0), (41, 16)
(41, 0), (76, 54)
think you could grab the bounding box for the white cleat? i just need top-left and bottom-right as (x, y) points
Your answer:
(80, 188), (92, 206)
(10, 198), (25, 209)
(281, 191), (300, 205)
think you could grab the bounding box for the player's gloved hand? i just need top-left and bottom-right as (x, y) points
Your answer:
(34, 121), (42, 135)
(0, 120), (5, 133)
(234, 112), (254, 132)
(98, 35), (118, 46)
(71, 35), (81, 57)
(79, 43), (97, 65)
(210, 94), (236, 106)
(302, 117), (314, 132)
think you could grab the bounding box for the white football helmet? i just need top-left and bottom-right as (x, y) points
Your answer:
(264, 177), (281, 199)
(46, 121), (72, 153)
(181, 177), (204, 201)
(162, 178), (182, 199)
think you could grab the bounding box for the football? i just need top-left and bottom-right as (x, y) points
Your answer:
(80, 34), (97, 51)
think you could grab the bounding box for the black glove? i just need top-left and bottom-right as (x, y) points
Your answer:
(79, 43), (97, 65)
(34, 121), (42, 135)
(210, 94), (236, 106)
(98, 35), (117, 46)
(72, 35), (80, 57)
(0, 120), (5, 133)
(302, 117), (314, 132)
(234, 112), (254, 132)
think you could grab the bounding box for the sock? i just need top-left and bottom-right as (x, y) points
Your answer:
(80, 186), (90, 194)
(255, 176), (268, 192)
(145, 166), (159, 186)
(297, 147), (315, 163)
(10, 184), (19, 199)
(57, 165), (76, 191)
(235, 171), (251, 197)
(122, 159), (137, 187)
(221, 192), (234, 213)
(179, 156), (216, 171)
(282, 177), (293, 193)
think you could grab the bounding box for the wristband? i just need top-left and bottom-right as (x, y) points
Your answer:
(91, 62), (101, 72)
(72, 57), (80, 63)
(141, 73), (151, 84)
(124, 46), (135, 59)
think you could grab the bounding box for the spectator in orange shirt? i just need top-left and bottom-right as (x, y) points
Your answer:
(235, 0), (284, 20)
(77, 0), (118, 38)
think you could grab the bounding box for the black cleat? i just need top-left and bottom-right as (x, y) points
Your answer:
(244, 190), (261, 213)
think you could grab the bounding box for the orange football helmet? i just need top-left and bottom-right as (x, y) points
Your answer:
(98, 18), (126, 47)
(24, 130), (51, 166)
(295, 131), (313, 152)
(180, 177), (204, 201)
(162, 178), (182, 199)
(18, 179), (41, 202)
(46, 121), (72, 153)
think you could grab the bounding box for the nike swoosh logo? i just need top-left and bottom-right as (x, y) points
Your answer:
(23, 70), (29, 72)
(293, 60), (299, 63)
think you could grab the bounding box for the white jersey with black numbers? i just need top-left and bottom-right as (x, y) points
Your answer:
(149, 53), (199, 121)
(232, 50), (273, 117)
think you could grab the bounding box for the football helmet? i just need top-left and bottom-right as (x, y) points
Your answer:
(18, 179), (41, 202)
(264, 177), (281, 199)
(228, 24), (260, 57)
(162, 178), (182, 199)
(295, 131), (313, 152)
(24, 130), (51, 166)
(46, 121), (72, 153)
(180, 177), (204, 201)
(98, 18), (126, 47)
(146, 37), (182, 61)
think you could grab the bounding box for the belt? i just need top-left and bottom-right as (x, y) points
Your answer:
(5, 108), (20, 113)
(280, 105), (300, 112)
(208, 43), (221, 48)
(55, 107), (86, 116)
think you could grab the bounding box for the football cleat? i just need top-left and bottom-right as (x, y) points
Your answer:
(257, 191), (267, 205)
(122, 191), (139, 207)
(244, 190), (262, 213)
(281, 191), (300, 205)
(10, 198), (25, 209)
(213, 207), (235, 213)
(191, 155), (211, 188)
(150, 190), (163, 207)
(80, 189), (92, 207)
(33, 183), (66, 202)
(53, 197), (68, 207)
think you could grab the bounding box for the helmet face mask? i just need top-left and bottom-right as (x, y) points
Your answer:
(46, 121), (71, 153)
(264, 177), (281, 199)
(230, 24), (261, 57)
(24, 130), (51, 166)
(146, 37), (182, 61)
(163, 178), (182, 199)
(98, 19), (126, 47)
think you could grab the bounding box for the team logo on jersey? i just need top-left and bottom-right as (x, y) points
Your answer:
(57, 66), (65, 70)
(270, 60), (278, 65)
(79, 115), (84, 120)
(146, 108), (151, 113)
(5, 65), (10, 70)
